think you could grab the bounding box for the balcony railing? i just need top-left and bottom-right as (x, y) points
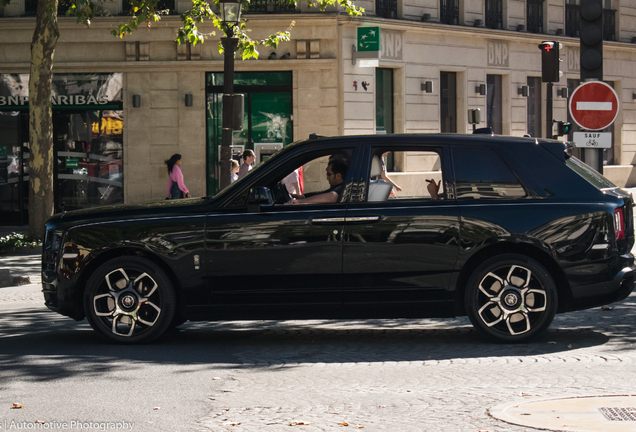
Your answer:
(527, 0), (544, 34)
(440, 0), (459, 25)
(122, 0), (176, 15)
(243, 0), (299, 14)
(485, 0), (502, 29)
(565, 4), (580, 37)
(603, 8), (615, 41)
(375, 0), (397, 18)
(565, 5), (616, 41)
(25, 0), (72, 16)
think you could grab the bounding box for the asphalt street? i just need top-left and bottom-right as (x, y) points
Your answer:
(0, 270), (635, 431)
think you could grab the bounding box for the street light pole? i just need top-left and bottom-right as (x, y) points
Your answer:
(218, 0), (242, 190)
(220, 36), (239, 190)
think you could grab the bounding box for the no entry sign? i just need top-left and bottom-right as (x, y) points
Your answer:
(569, 81), (619, 131)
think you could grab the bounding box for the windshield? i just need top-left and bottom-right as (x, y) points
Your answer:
(566, 157), (616, 190)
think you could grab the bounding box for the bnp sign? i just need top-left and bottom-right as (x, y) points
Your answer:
(354, 27), (381, 67)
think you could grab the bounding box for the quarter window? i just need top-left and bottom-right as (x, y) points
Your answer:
(453, 147), (526, 199)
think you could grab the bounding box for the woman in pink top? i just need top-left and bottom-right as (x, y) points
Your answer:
(165, 154), (191, 199)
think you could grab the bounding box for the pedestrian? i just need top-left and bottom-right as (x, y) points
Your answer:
(230, 159), (240, 183)
(165, 153), (190, 199)
(237, 149), (255, 179)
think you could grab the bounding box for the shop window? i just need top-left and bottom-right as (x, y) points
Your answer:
(526, 77), (541, 138)
(440, 72), (457, 133)
(453, 147), (526, 199)
(376, 68), (394, 135)
(206, 71), (293, 196)
(487, 74), (502, 135)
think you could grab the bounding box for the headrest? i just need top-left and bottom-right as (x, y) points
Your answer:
(370, 156), (382, 178)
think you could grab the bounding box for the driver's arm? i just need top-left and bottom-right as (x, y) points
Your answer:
(287, 191), (338, 205)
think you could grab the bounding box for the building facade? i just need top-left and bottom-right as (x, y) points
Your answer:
(1, 0), (635, 223)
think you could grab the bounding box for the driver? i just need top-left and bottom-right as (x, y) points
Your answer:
(286, 158), (348, 205)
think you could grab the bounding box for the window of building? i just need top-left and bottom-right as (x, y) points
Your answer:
(487, 74), (502, 135)
(485, 0), (503, 29)
(452, 147), (526, 199)
(527, 0), (544, 34)
(376, 68), (394, 135)
(367, 149), (444, 201)
(375, 0), (397, 18)
(440, 0), (459, 25)
(440, 72), (457, 133)
(527, 77), (542, 137)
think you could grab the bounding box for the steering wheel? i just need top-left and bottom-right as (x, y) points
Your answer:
(272, 182), (292, 204)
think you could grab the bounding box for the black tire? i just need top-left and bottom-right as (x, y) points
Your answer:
(83, 256), (176, 344)
(465, 254), (557, 343)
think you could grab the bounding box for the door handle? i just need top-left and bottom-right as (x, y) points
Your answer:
(311, 217), (345, 224)
(345, 216), (380, 223)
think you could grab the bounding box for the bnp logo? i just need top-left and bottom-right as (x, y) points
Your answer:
(357, 27), (380, 52)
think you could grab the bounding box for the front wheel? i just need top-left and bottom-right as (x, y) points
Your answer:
(465, 254), (557, 343)
(84, 256), (176, 344)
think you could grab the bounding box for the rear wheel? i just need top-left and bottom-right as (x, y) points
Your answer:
(465, 254), (557, 343)
(84, 257), (176, 344)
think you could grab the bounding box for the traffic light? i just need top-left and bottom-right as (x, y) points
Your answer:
(538, 41), (560, 82)
(580, 0), (603, 80)
(556, 121), (572, 137)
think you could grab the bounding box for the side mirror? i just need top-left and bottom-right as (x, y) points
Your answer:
(247, 186), (273, 212)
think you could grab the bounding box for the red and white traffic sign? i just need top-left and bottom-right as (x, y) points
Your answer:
(569, 81), (619, 131)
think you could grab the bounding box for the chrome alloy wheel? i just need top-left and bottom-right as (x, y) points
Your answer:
(92, 268), (162, 337)
(476, 265), (547, 336)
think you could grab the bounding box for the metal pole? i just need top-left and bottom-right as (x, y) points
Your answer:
(220, 36), (239, 191)
(546, 82), (553, 139)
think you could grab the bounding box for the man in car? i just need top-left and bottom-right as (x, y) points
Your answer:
(286, 158), (348, 204)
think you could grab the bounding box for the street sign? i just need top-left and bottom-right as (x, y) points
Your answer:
(569, 81), (619, 131)
(357, 27), (380, 52)
(66, 158), (79, 168)
(573, 131), (612, 148)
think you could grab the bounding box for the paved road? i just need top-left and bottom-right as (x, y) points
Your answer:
(0, 280), (635, 432)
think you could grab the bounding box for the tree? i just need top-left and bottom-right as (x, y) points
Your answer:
(0, 0), (363, 240)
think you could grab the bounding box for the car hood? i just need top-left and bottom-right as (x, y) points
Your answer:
(47, 197), (212, 229)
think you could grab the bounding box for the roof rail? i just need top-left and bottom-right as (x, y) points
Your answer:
(473, 127), (494, 136)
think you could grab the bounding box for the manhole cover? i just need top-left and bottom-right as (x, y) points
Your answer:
(490, 395), (636, 432)
(599, 407), (636, 422)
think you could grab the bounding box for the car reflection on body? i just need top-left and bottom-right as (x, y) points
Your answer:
(42, 133), (635, 344)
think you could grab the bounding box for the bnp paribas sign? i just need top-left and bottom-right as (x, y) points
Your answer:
(0, 94), (112, 107)
(0, 73), (123, 110)
(353, 27), (381, 67)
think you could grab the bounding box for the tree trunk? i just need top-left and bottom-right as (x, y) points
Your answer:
(28, 0), (59, 240)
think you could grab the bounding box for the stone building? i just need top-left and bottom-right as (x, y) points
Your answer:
(1, 0), (635, 223)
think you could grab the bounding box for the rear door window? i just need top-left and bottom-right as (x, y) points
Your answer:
(452, 147), (526, 199)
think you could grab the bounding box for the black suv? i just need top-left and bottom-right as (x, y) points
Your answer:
(42, 134), (635, 343)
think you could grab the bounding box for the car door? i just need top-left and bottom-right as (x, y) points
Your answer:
(341, 143), (461, 318)
(201, 145), (359, 320)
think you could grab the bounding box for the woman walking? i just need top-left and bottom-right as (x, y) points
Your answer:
(165, 154), (190, 199)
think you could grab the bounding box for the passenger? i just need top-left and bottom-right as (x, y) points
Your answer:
(286, 158), (348, 204)
(426, 179), (440, 200)
(281, 168), (300, 195)
(237, 150), (255, 179)
(230, 159), (240, 183)
(380, 151), (403, 195)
